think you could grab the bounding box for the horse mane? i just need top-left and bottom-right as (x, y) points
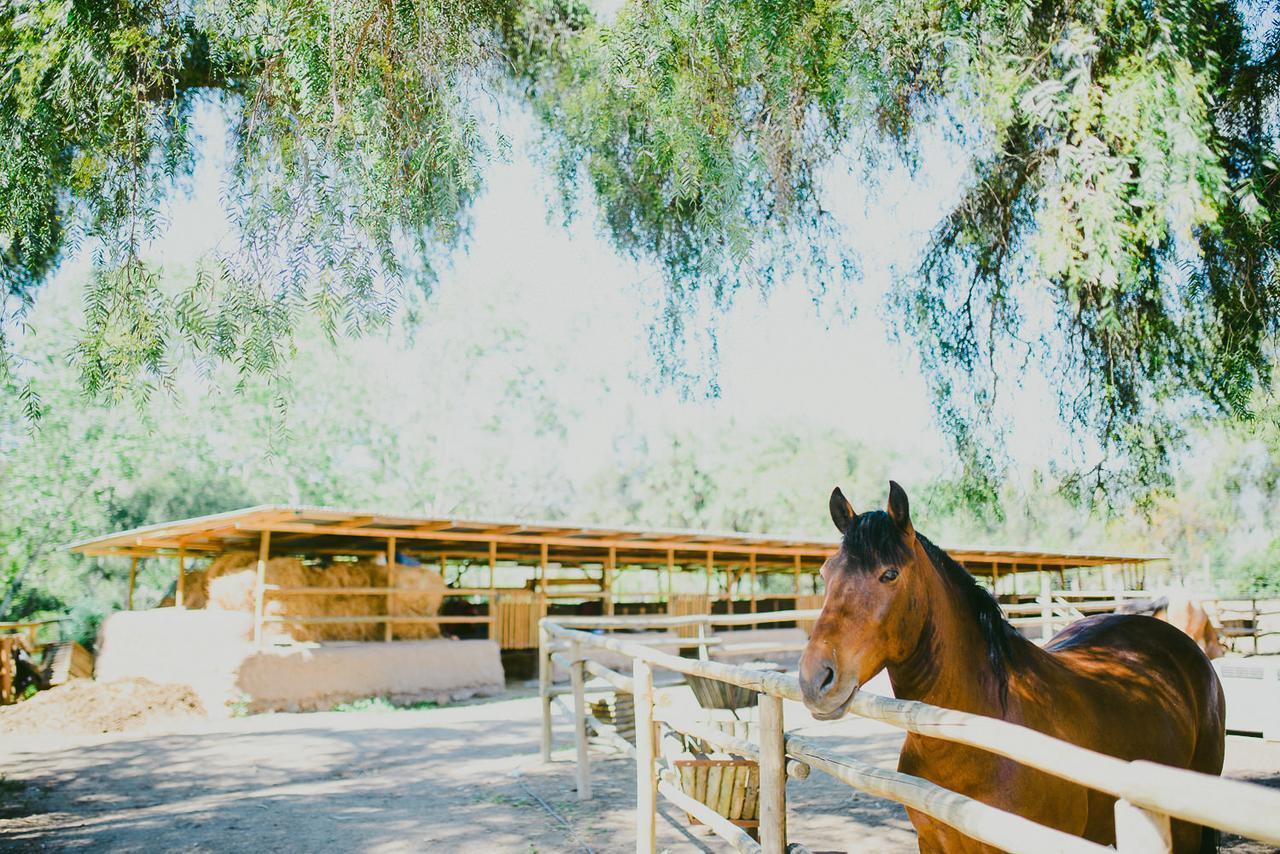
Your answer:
(914, 532), (1021, 708)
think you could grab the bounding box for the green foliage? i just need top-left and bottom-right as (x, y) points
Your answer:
(1, 0), (1279, 496)
(2, 0), (512, 401)
(330, 695), (440, 712)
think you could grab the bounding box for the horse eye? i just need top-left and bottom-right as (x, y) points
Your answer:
(879, 568), (900, 583)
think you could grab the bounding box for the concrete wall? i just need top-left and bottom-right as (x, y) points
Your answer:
(236, 639), (505, 713)
(96, 609), (504, 715)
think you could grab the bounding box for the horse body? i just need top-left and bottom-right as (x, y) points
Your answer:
(800, 483), (1226, 853)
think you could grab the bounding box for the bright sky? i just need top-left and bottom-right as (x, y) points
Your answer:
(37, 95), (1075, 483)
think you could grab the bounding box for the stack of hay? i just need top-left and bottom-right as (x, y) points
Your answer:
(198, 552), (444, 643)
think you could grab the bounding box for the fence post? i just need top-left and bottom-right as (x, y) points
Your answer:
(571, 642), (592, 800)
(1115, 798), (1172, 852)
(634, 658), (656, 854)
(539, 623), (553, 762)
(758, 692), (787, 854)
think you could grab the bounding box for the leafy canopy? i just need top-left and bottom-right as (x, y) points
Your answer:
(1, 0), (1278, 490)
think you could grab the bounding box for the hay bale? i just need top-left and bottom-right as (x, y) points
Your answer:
(194, 552), (446, 644)
(205, 552), (259, 612)
(390, 565), (445, 640)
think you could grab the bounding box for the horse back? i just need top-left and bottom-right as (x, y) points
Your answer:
(1039, 614), (1225, 774)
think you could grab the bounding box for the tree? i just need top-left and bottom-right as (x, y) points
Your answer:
(2, 0), (1277, 492)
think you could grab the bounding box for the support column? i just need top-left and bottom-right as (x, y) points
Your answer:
(666, 550), (675, 601)
(488, 541), (498, 643)
(1039, 565), (1052, 641)
(385, 537), (397, 642)
(749, 552), (758, 625)
(127, 557), (138, 610)
(253, 531), (271, 647)
(175, 546), (186, 609)
(605, 546), (616, 616)
(705, 551), (713, 599)
(793, 555), (801, 606)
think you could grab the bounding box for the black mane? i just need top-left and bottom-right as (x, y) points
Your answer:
(915, 533), (1021, 707)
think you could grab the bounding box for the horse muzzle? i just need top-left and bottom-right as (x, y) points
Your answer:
(799, 651), (858, 720)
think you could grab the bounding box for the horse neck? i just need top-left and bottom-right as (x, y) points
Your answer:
(885, 547), (1013, 718)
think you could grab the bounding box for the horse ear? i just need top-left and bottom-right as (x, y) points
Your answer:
(886, 480), (913, 534)
(829, 487), (857, 535)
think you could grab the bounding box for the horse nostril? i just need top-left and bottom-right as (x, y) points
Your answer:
(819, 665), (835, 693)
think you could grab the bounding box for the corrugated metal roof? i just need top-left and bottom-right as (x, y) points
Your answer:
(66, 505), (1166, 574)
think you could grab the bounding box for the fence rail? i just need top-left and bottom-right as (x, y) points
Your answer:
(539, 610), (1280, 854)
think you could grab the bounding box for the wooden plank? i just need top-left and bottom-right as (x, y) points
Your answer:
(385, 536), (396, 643)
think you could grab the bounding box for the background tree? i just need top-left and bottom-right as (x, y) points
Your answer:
(2, 0), (1278, 495)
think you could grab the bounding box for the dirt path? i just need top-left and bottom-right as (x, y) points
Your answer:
(1, 689), (1277, 852)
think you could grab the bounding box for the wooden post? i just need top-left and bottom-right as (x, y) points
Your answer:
(127, 557), (138, 610)
(253, 531), (271, 647)
(749, 552), (758, 626)
(571, 643), (592, 800)
(705, 550), (713, 600)
(758, 692), (787, 854)
(488, 541), (498, 643)
(539, 623), (553, 762)
(605, 547), (616, 617)
(1039, 566), (1052, 641)
(1115, 798), (1172, 852)
(385, 537), (397, 642)
(793, 555), (801, 607)
(540, 542), (549, 602)
(666, 550), (675, 603)
(175, 546), (186, 609)
(634, 658), (657, 853)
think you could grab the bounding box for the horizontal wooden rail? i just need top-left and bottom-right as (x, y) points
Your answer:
(785, 735), (1106, 854)
(262, 585), (498, 596)
(656, 780), (761, 853)
(553, 609), (817, 630)
(261, 615), (493, 625)
(543, 618), (1280, 847)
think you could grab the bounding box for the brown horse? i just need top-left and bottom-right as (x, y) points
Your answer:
(799, 482), (1225, 853)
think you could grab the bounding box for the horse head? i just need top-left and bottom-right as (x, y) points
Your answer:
(799, 481), (931, 720)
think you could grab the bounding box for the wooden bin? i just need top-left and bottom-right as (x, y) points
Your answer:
(674, 753), (760, 831)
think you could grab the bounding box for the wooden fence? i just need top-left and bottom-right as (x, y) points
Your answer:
(539, 610), (1280, 854)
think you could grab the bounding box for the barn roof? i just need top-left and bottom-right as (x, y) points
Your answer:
(66, 505), (1165, 575)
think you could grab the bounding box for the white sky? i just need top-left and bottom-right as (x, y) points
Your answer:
(37, 95), (1076, 480)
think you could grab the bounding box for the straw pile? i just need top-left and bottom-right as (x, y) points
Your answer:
(196, 552), (444, 643)
(390, 565), (445, 640)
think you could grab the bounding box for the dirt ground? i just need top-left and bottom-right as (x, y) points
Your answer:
(1, 686), (1278, 853)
